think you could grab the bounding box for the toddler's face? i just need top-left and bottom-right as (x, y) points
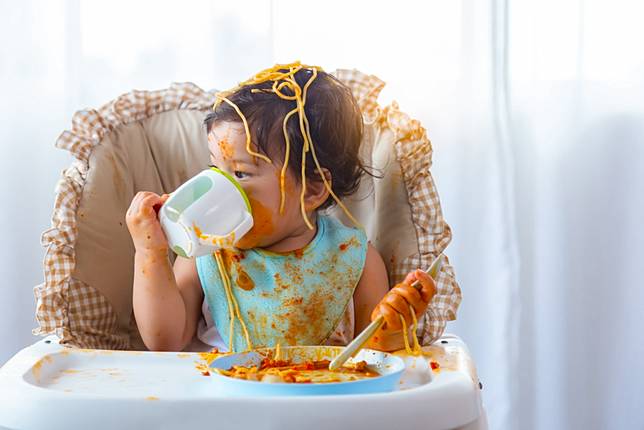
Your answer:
(208, 121), (307, 249)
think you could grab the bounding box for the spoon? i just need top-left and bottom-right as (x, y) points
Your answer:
(328, 254), (445, 371)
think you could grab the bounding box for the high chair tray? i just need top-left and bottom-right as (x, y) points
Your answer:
(0, 335), (485, 430)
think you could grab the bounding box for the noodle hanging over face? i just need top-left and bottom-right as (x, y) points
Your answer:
(212, 61), (360, 230)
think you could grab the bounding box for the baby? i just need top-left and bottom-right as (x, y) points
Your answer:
(126, 63), (435, 353)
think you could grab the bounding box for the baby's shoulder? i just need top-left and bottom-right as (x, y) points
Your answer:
(318, 215), (367, 251)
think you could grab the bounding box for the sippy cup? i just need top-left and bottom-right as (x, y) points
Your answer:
(159, 167), (253, 258)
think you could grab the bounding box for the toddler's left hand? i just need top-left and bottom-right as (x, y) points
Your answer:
(371, 270), (436, 332)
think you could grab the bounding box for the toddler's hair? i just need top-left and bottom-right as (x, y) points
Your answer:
(204, 68), (370, 210)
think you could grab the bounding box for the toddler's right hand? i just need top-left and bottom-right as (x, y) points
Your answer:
(371, 269), (436, 332)
(126, 191), (170, 252)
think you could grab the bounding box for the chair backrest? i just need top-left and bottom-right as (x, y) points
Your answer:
(34, 72), (460, 349)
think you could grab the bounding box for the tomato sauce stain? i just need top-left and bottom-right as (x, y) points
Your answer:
(236, 267), (255, 291)
(236, 196), (274, 248)
(217, 137), (234, 161)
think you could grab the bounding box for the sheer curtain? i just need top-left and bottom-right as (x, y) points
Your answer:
(2, 1), (643, 428)
(0, 0), (273, 362)
(508, 1), (644, 428)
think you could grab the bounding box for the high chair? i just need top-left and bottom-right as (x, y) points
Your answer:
(0, 70), (487, 429)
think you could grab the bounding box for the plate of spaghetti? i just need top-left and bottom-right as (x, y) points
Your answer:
(208, 345), (405, 396)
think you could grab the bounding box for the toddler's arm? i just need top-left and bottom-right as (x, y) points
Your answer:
(126, 192), (203, 351)
(353, 244), (390, 335)
(353, 244), (416, 351)
(353, 244), (437, 352)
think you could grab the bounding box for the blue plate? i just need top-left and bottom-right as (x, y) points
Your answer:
(209, 346), (405, 396)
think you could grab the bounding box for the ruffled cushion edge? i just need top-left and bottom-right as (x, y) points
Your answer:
(34, 83), (217, 349)
(334, 69), (462, 345)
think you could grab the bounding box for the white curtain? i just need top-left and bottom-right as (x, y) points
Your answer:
(0, 0), (274, 362)
(2, 1), (643, 428)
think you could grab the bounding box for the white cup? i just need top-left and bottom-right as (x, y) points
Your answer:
(159, 168), (254, 257)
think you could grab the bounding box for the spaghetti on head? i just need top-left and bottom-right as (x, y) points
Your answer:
(205, 61), (369, 230)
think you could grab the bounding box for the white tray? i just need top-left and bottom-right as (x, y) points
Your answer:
(0, 335), (486, 430)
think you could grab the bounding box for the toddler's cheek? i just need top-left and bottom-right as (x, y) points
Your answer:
(235, 195), (276, 248)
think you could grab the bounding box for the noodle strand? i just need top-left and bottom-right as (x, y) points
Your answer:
(214, 250), (253, 352)
(212, 62), (359, 229)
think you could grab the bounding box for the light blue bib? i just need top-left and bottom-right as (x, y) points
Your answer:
(196, 215), (367, 351)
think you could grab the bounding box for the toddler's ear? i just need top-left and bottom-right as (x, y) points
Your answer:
(304, 168), (332, 210)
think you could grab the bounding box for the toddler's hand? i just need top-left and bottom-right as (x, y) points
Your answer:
(126, 191), (170, 252)
(371, 270), (436, 332)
